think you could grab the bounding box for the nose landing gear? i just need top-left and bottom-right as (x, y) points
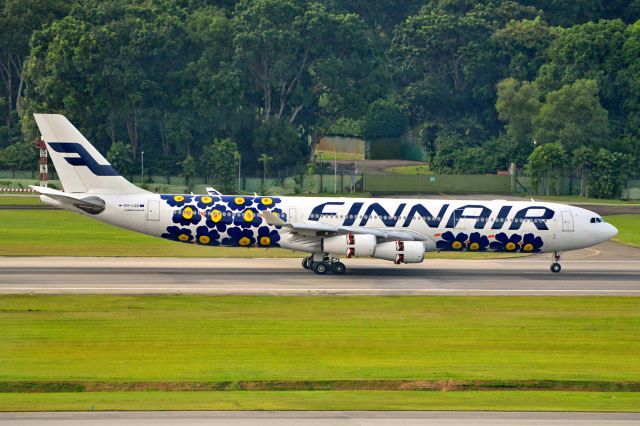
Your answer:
(302, 255), (346, 275)
(550, 252), (562, 273)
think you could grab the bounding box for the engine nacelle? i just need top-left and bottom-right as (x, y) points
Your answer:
(322, 233), (376, 258)
(374, 241), (425, 264)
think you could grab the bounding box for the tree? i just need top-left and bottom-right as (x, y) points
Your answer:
(588, 149), (635, 198)
(527, 142), (566, 195)
(571, 145), (595, 197)
(201, 138), (240, 193)
(492, 17), (558, 81)
(106, 141), (133, 178)
(0, 141), (35, 170)
(533, 80), (610, 152)
(496, 78), (541, 163)
(536, 20), (627, 135)
(253, 118), (307, 170)
(181, 154), (197, 190)
(362, 99), (408, 140)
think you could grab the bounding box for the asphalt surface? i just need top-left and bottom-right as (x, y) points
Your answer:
(1, 242), (639, 295)
(1, 411), (639, 426)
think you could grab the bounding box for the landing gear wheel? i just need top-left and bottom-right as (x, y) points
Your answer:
(302, 257), (312, 270)
(550, 263), (561, 273)
(332, 262), (346, 275)
(313, 262), (327, 274)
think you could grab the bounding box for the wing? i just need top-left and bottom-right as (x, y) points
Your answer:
(260, 211), (428, 242)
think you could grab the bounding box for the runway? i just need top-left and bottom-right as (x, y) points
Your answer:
(1, 411), (639, 426)
(1, 242), (638, 295)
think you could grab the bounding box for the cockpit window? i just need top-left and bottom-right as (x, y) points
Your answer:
(590, 217), (603, 223)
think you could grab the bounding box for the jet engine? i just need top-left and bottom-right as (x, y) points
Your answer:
(322, 233), (376, 258)
(373, 241), (424, 264)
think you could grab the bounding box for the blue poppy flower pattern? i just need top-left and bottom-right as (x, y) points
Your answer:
(161, 226), (193, 243)
(172, 205), (202, 226)
(257, 226), (281, 247)
(195, 226), (221, 246)
(436, 231), (468, 251)
(255, 197), (281, 211)
(159, 194), (284, 247)
(161, 194), (193, 208)
(434, 231), (545, 253)
(224, 195), (254, 211)
(204, 204), (231, 232)
(490, 233), (523, 252)
(223, 226), (256, 247)
(196, 195), (219, 209)
(467, 232), (489, 252)
(520, 233), (543, 253)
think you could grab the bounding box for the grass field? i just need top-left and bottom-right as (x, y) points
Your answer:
(0, 391), (638, 412)
(607, 215), (640, 247)
(384, 165), (432, 175)
(0, 210), (520, 259)
(0, 295), (638, 411)
(316, 149), (365, 161)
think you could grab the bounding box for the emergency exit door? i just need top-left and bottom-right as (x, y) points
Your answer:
(561, 211), (573, 232)
(147, 200), (160, 221)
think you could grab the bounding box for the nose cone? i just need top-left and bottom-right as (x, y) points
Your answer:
(605, 223), (619, 240)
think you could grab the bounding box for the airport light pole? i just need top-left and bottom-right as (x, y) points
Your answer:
(238, 153), (241, 192)
(141, 151), (144, 185)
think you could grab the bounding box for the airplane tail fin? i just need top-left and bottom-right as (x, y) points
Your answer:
(33, 114), (147, 194)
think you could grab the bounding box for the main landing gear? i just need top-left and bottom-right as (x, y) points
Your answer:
(550, 252), (562, 273)
(302, 255), (346, 275)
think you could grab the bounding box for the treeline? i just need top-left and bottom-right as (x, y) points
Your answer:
(0, 0), (639, 195)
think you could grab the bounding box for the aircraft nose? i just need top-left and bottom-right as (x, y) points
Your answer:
(606, 223), (618, 240)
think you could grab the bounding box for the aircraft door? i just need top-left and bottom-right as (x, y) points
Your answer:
(147, 200), (160, 221)
(561, 211), (574, 232)
(288, 208), (297, 224)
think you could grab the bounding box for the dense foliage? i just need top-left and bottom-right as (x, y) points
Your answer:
(0, 0), (638, 195)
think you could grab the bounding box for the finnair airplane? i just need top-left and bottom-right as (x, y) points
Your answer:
(31, 114), (618, 274)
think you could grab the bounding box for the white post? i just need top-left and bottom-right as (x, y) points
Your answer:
(238, 153), (242, 192)
(141, 151), (144, 185)
(334, 150), (337, 193)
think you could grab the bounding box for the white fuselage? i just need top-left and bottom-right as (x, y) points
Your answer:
(44, 192), (618, 259)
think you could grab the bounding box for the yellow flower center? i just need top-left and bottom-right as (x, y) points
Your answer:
(261, 198), (273, 205)
(243, 210), (255, 222)
(201, 196), (212, 204)
(523, 243), (534, 252)
(182, 207), (194, 219)
(260, 236), (271, 246)
(234, 197), (245, 205)
(505, 242), (516, 251)
(178, 234), (189, 242)
(210, 209), (222, 223)
(239, 237), (250, 246)
(452, 241), (463, 250)
(469, 242), (479, 251)
(174, 195), (184, 202)
(199, 235), (210, 244)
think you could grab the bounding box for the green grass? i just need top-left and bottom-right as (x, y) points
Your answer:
(0, 210), (300, 258)
(0, 195), (41, 205)
(0, 296), (637, 383)
(316, 149), (365, 161)
(0, 391), (638, 412)
(607, 215), (640, 247)
(537, 195), (640, 205)
(384, 165), (432, 175)
(0, 295), (638, 411)
(0, 210), (520, 258)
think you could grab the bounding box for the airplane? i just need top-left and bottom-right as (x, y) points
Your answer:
(30, 114), (618, 274)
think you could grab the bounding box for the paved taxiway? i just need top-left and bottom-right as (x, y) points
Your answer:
(1, 411), (640, 426)
(0, 242), (638, 295)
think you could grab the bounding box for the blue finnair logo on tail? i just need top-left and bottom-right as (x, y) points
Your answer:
(49, 142), (119, 176)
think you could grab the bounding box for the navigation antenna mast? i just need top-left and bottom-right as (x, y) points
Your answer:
(35, 138), (48, 188)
